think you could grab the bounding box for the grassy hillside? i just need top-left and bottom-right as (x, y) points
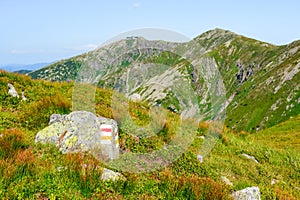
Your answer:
(209, 33), (300, 132)
(1, 70), (299, 199)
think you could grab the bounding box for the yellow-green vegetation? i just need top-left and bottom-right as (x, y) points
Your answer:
(195, 121), (300, 199)
(0, 70), (299, 199)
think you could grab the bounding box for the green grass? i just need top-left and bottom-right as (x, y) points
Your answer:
(0, 70), (299, 199)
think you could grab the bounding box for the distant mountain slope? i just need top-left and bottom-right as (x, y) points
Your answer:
(29, 28), (300, 132)
(14, 69), (32, 74)
(0, 62), (52, 72)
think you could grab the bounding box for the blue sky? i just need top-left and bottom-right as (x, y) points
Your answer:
(0, 0), (299, 65)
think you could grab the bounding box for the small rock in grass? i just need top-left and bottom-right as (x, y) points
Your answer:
(21, 91), (27, 101)
(197, 154), (204, 163)
(220, 176), (233, 186)
(241, 153), (259, 163)
(271, 179), (279, 185)
(231, 186), (261, 200)
(56, 166), (67, 172)
(101, 168), (125, 181)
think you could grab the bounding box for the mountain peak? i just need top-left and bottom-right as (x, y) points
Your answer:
(210, 27), (235, 34)
(193, 28), (237, 50)
(196, 28), (237, 39)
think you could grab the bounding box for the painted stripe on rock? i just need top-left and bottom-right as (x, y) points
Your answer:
(101, 128), (112, 132)
(100, 140), (112, 144)
(101, 136), (112, 140)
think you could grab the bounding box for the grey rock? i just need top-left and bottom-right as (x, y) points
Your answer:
(197, 154), (204, 163)
(235, 64), (254, 83)
(101, 168), (124, 181)
(241, 153), (259, 163)
(56, 166), (67, 172)
(128, 93), (141, 102)
(8, 83), (19, 98)
(231, 186), (261, 200)
(21, 91), (27, 101)
(49, 114), (66, 125)
(271, 179), (279, 185)
(35, 111), (119, 160)
(220, 176), (233, 186)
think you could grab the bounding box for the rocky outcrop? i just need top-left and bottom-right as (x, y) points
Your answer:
(231, 186), (261, 200)
(35, 111), (119, 160)
(128, 93), (141, 102)
(236, 62), (254, 83)
(274, 62), (300, 93)
(8, 83), (19, 98)
(7, 83), (27, 101)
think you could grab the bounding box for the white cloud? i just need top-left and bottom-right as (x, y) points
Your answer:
(132, 2), (140, 8)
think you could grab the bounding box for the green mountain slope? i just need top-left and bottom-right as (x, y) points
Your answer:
(209, 32), (300, 132)
(29, 28), (300, 132)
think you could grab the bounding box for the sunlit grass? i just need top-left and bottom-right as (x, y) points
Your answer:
(0, 70), (299, 199)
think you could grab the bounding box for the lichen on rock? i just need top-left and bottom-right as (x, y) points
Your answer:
(35, 111), (119, 160)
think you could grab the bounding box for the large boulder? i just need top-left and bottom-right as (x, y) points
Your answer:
(35, 111), (119, 160)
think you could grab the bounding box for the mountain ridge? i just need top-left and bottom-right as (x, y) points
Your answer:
(28, 28), (300, 132)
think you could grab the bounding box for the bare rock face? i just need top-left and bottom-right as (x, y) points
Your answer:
(35, 111), (119, 160)
(231, 186), (261, 200)
(7, 83), (27, 101)
(128, 93), (141, 102)
(236, 63), (255, 83)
